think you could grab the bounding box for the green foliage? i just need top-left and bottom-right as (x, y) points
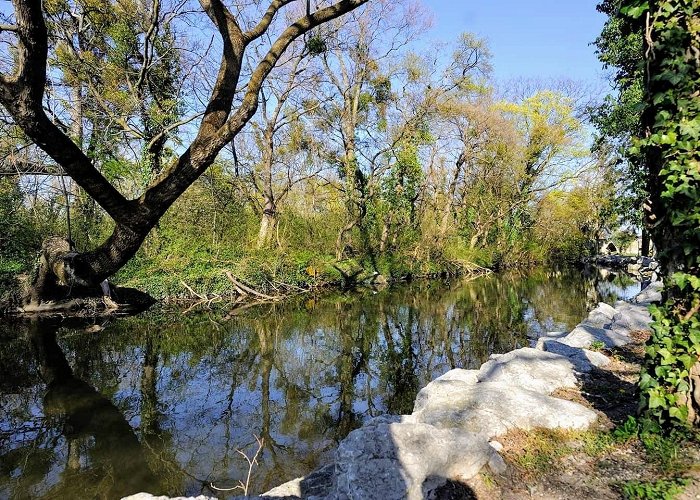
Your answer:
(593, 0), (647, 230)
(613, 415), (641, 442)
(620, 478), (689, 500)
(0, 10), (619, 306)
(306, 35), (327, 55)
(610, 0), (700, 429)
(0, 178), (39, 270)
(589, 340), (606, 351)
(611, 416), (695, 474)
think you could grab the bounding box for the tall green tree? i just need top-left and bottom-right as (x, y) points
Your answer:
(0, 0), (368, 308)
(592, 0), (650, 253)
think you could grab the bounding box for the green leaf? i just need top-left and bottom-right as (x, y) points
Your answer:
(648, 393), (665, 409)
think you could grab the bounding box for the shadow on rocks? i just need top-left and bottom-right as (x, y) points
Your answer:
(422, 476), (478, 500)
(576, 363), (640, 426)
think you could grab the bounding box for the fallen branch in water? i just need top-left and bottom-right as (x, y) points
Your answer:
(224, 271), (278, 301)
(273, 279), (311, 293)
(222, 298), (278, 319)
(210, 435), (265, 496)
(449, 259), (493, 276)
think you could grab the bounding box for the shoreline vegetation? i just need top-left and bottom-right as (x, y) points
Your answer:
(0, 0), (632, 315)
(3, 245), (501, 315)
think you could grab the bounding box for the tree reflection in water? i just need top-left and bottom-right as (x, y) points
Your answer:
(0, 268), (639, 498)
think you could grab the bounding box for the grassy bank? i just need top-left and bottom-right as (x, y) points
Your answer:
(114, 245), (492, 301)
(464, 331), (700, 499)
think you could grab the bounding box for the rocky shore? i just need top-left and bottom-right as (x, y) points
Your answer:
(124, 281), (662, 500)
(586, 255), (659, 285)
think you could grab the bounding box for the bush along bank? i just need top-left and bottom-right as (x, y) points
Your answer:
(113, 250), (492, 306)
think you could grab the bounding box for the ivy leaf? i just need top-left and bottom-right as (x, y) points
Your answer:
(621, 2), (649, 18)
(648, 393), (665, 408)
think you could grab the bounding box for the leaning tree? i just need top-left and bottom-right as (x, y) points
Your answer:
(0, 0), (368, 308)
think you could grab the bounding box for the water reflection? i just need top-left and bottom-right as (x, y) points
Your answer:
(0, 268), (639, 498)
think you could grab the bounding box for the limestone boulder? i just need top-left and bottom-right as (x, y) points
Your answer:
(475, 347), (578, 394)
(412, 381), (598, 438)
(633, 281), (663, 305)
(612, 302), (653, 334)
(541, 340), (611, 372)
(333, 420), (496, 500)
(582, 303), (618, 329)
(559, 324), (629, 349)
(261, 464), (335, 499)
(534, 331), (568, 350)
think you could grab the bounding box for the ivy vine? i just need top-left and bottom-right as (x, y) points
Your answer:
(620, 0), (700, 428)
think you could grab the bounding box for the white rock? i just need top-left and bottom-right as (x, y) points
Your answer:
(535, 331), (568, 350)
(413, 381), (598, 438)
(488, 440), (504, 452)
(612, 302), (653, 333)
(476, 347), (578, 394)
(334, 421), (495, 500)
(582, 303), (618, 329)
(262, 464), (334, 498)
(487, 452), (508, 475)
(542, 340), (611, 372)
(559, 324), (629, 348)
(596, 303), (618, 318)
(634, 281), (663, 305)
(433, 368), (480, 385)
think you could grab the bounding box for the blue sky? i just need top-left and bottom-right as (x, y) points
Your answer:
(425, 0), (607, 85)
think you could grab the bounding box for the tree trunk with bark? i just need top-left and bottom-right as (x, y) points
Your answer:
(256, 197), (278, 249)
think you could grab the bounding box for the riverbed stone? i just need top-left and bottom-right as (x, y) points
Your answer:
(633, 281), (663, 305)
(475, 347), (578, 393)
(559, 324), (630, 348)
(413, 381), (598, 438)
(334, 420), (495, 500)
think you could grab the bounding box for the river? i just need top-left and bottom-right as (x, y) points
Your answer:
(0, 268), (640, 499)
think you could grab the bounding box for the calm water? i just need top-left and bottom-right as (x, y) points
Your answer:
(0, 268), (639, 499)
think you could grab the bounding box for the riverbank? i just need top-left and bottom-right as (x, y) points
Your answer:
(122, 279), (700, 500)
(473, 329), (700, 499)
(263, 279), (699, 499)
(0, 249), (492, 316)
(245, 282), (671, 500)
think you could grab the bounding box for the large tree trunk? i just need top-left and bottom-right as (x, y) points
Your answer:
(336, 219), (357, 261)
(641, 228), (651, 257)
(21, 236), (155, 314)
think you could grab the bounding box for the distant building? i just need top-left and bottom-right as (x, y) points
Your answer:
(622, 238), (641, 256)
(599, 236), (655, 257)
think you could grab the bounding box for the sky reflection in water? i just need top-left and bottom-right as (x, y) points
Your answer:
(0, 268), (640, 499)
